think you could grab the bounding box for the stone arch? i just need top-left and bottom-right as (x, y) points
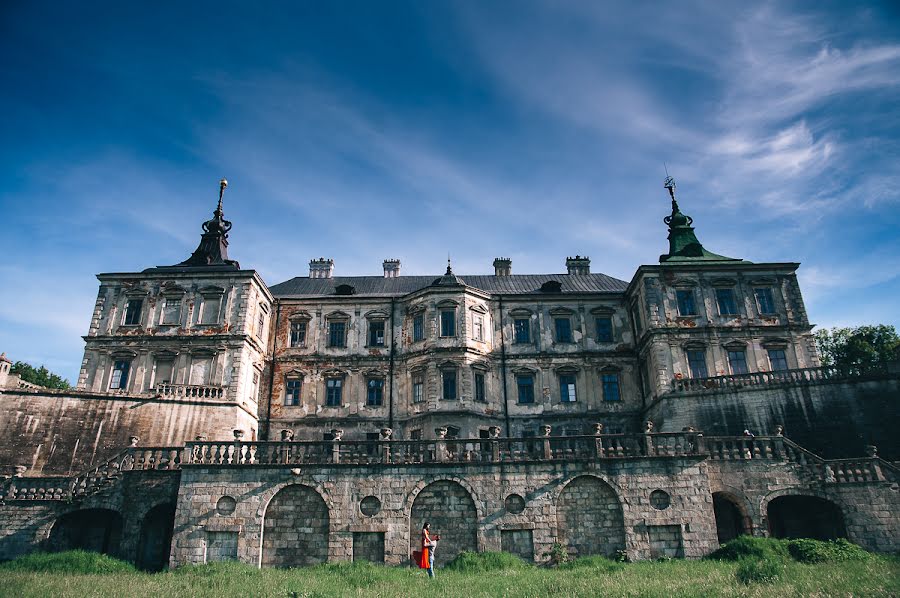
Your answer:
(765, 492), (846, 540)
(556, 475), (625, 558)
(136, 503), (176, 571)
(261, 484), (330, 567)
(711, 491), (752, 544)
(47, 508), (124, 557)
(409, 480), (478, 567)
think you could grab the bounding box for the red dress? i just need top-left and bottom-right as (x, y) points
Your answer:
(418, 530), (431, 569)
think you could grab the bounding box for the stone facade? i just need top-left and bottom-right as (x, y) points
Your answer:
(0, 179), (898, 570)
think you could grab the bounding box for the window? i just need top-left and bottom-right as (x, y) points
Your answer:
(250, 372), (259, 403)
(189, 356), (212, 385)
(473, 315), (484, 341)
(154, 358), (174, 386)
(727, 350), (749, 375)
(474, 372), (485, 402)
(409, 429), (422, 441)
(110, 360), (130, 390)
(715, 288), (738, 315)
(768, 349), (788, 371)
(368, 320), (385, 347)
(285, 378), (302, 406)
(440, 310), (456, 337)
(686, 350), (708, 379)
(595, 317), (613, 342)
(676, 290), (697, 316)
(412, 373), (424, 403)
(441, 369), (457, 400)
(516, 375), (535, 404)
(328, 321), (347, 347)
(514, 318), (531, 343)
(160, 298), (181, 325)
(200, 295), (221, 324)
(366, 378), (384, 406)
(290, 321), (307, 347)
(256, 313), (266, 339)
(559, 374), (577, 402)
(554, 318), (572, 343)
(601, 373), (620, 401)
(755, 288), (776, 314)
(326, 378), (343, 406)
(123, 299), (142, 326)
(413, 314), (425, 342)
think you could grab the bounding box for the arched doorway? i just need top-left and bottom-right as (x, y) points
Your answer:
(409, 480), (477, 567)
(261, 484), (330, 567)
(767, 495), (846, 540)
(712, 492), (751, 544)
(47, 509), (123, 557)
(137, 504), (176, 571)
(557, 476), (625, 558)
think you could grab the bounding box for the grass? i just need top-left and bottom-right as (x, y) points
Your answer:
(1, 547), (897, 598)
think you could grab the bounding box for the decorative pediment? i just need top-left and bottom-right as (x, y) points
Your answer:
(436, 299), (459, 308)
(683, 340), (706, 350)
(363, 369), (386, 378)
(468, 304), (488, 314)
(555, 365), (580, 374)
(284, 368), (306, 378)
(189, 348), (218, 356)
(599, 364), (622, 373)
(438, 360), (459, 370)
(288, 310), (312, 321)
(672, 278), (698, 288)
(512, 366), (537, 375)
(749, 277), (777, 286)
(198, 285), (226, 296)
(723, 340), (748, 350)
(589, 306), (615, 315)
(710, 278), (737, 287)
(322, 368), (346, 378)
(153, 350), (179, 359)
(110, 349), (137, 359)
(160, 282), (187, 296)
(408, 304), (427, 315)
(508, 307), (533, 317)
(325, 310), (351, 320)
(471, 362), (490, 372)
(761, 338), (789, 349)
(364, 310), (389, 320)
(549, 306), (575, 316)
(124, 287), (149, 298)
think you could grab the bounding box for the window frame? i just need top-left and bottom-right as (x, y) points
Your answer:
(474, 371), (486, 402)
(367, 319), (386, 348)
(554, 317), (573, 343)
(472, 314), (484, 342)
(767, 348), (788, 371)
(412, 313), (425, 342)
(159, 296), (182, 326)
(559, 373), (577, 402)
(199, 294), (223, 325)
(325, 376), (343, 407)
(289, 320), (308, 348)
(440, 310), (457, 338)
(675, 289), (697, 316)
(411, 372), (425, 404)
(152, 356), (176, 387)
(601, 372), (620, 402)
(595, 317), (613, 342)
(109, 359), (131, 390)
(727, 349), (749, 375)
(441, 368), (457, 400)
(516, 374), (535, 404)
(715, 288), (739, 316)
(754, 287), (776, 315)
(285, 377), (302, 406)
(513, 318), (531, 344)
(686, 349), (709, 379)
(366, 377), (384, 407)
(327, 320), (348, 348)
(122, 299), (143, 327)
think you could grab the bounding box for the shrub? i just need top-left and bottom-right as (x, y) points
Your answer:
(557, 555), (624, 573)
(785, 538), (872, 563)
(707, 536), (788, 562)
(0, 550), (136, 574)
(444, 551), (530, 572)
(736, 556), (784, 584)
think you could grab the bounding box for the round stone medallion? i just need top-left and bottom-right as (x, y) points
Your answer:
(360, 495), (382, 517)
(504, 493), (526, 514)
(216, 495), (237, 515)
(650, 489), (671, 510)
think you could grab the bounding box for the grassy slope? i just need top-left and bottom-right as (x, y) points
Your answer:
(2, 558), (899, 598)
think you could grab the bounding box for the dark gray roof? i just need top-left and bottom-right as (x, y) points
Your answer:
(269, 273), (628, 298)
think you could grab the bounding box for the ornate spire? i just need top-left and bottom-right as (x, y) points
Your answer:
(174, 178), (240, 269)
(433, 255), (463, 286)
(658, 176), (745, 264)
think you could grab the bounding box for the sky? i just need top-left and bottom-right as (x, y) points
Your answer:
(1, 1), (899, 384)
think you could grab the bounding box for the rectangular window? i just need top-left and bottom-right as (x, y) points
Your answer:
(368, 320), (385, 347)
(473, 315), (484, 341)
(755, 288), (776, 314)
(409, 429), (422, 441)
(256, 313), (266, 339)
(441, 370), (457, 400)
(514, 318), (531, 343)
(676, 290), (697, 316)
(727, 350), (749, 374)
(189, 356), (212, 385)
(123, 299), (142, 326)
(289, 321), (307, 347)
(366, 378), (384, 406)
(110, 360), (130, 390)
(595, 317), (613, 342)
(686, 350), (709, 379)
(517, 375), (535, 404)
(412, 374), (424, 403)
(200, 296), (221, 324)
(559, 374), (577, 402)
(474, 372), (485, 402)
(285, 378), (302, 406)
(601, 373), (620, 401)
(154, 359), (174, 386)
(715, 288), (738, 315)
(440, 310), (456, 337)
(554, 318), (572, 343)
(328, 321), (347, 347)
(160, 298), (181, 325)
(326, 378), (343, 406)
(768, 349), (788, 371)
(413, 314), (425, 342)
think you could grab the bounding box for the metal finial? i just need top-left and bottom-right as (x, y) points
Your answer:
(218, 178), (228, 212)
(663, 175), (678, 211)
(446, 254), (453, 275)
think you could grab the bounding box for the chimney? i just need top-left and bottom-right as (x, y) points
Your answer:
(383, 259), (401, 278)
(493, 258), (512, 276)
(309, 258), (334, 279)
(566, 255), (590, 275)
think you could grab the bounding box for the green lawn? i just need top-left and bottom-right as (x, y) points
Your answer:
(2, 550), (898, 598)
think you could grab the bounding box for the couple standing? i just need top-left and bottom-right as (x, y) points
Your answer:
(418, 522), (440, 578)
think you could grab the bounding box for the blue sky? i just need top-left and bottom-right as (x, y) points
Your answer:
(2, 1), (899, 384)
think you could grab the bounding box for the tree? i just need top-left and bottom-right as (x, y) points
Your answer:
(9, 361), (71, 389)
(814, 325), (900, 371)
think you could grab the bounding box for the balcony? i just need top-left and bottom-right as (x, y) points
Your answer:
(153, 383), (226, 400)
(671, 365), (887, 393)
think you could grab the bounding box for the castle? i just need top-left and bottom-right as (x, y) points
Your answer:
(0, 177), (897, 571)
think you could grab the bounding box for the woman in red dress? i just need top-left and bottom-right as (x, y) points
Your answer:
(419, 522), (434, 576)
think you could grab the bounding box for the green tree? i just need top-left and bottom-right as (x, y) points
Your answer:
(9, 361), (71, 389)
(814, 325), (900, 370)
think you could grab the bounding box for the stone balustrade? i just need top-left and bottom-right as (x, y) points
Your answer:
(671, 365), (885, 393)
(154, 383), (225, 400)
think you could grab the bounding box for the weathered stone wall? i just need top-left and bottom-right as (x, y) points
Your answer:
(261, 484), (330, 567)
(646, 376), (900, 459)
(556, 475), (625, 558)
(409, 480), (478, 566)
(0, 389), (256, 475)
